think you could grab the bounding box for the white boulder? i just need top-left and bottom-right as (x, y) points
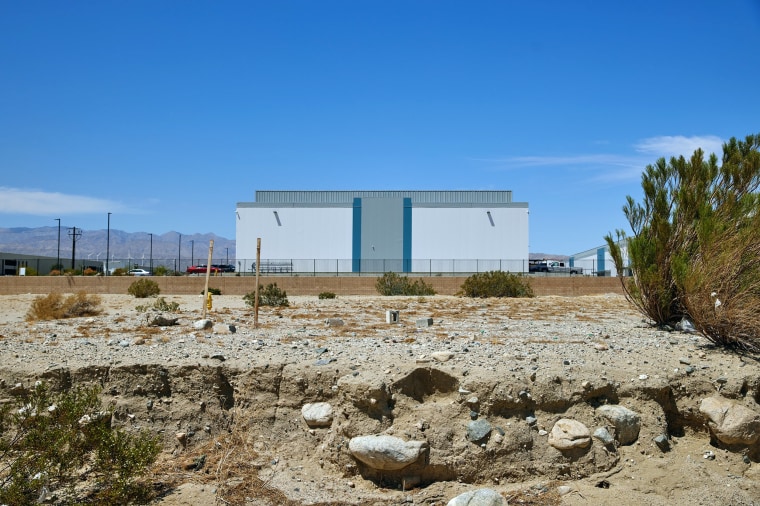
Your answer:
(548, 418), (591, 450)
(700, 396), (760, 445)
(348, 435), (427, 471)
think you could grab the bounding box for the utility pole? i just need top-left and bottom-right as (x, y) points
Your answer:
(106, 212), (111, 275)
(149, 233), (153, 274)
(55, 218), (61, 271)
(68, 227), (82, 270)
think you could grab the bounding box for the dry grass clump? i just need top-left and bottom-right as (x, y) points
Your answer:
(505, 483), (562, 505)
(681, 233), (760, 352)
(26, 291), (102, 321)
(152, 409), (350, 506)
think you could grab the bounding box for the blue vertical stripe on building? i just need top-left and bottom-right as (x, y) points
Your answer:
(352, 198), (362, 273)
(403, 198), (412, 273)
(597, 248), (605, 274)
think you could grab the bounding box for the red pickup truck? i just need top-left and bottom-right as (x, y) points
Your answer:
(186, 265), (221, 274)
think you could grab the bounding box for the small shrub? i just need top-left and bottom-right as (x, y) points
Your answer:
(460, 270), (534, 298)
(244, 283), (289, 307)
(0, 382), (160, 505)
(153, 265), (169, 276)
(318, 291), (336, 299)
(136, 297), (180, 313)
(112, 268), (127, 276)
(49, 269), (62, 276)
(375, 272), (436, 296)
(202, 287), (222, 296)
(128, 278), (161, 298)
(83, 267), (99, 276)
(26, 292), (103, 321)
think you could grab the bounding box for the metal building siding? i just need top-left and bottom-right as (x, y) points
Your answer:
(411, 207), (528, 260)
(597, 248), (606, 273)
(252, 190), (514, 205)
(352, 198), (362, 272)
(403, 198), (412, 272)
(236, 206), (353, 261)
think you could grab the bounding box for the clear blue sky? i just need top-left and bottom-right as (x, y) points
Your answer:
(1, 1), (758, 255)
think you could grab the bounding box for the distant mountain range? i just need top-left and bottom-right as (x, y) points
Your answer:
(0, 227), (568, 264)
(529, 252), (570, 261)
(0, 227), (235, 264)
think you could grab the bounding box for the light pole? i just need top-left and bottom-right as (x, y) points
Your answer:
(226, 247), (229, 265)
(178, 233), (182, 274)
(191, 240), (194, 266)
(149, 233), (153, 274)
(54, 218), (61, 272)
(106, 212), (111, 275)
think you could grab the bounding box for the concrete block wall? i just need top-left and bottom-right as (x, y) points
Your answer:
(0, 275), (624, 297)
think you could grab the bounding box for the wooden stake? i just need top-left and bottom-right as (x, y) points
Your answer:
(202, 240), (214, 318)
(254, 237), (261, 328)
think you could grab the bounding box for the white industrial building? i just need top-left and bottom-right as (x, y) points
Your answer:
(570, 239), (630, 277)
(235, 190), (529, 274)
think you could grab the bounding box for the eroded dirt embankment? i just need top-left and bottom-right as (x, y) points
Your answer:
(1, 294), (759, 505)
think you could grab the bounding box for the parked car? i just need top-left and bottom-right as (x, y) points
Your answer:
(212, 264), (236, 273)
(186, 265), (221, 274)
(529, 260), (582, 275)
(128, 269), (152, 276)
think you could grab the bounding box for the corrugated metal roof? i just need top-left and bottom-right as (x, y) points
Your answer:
(253, 190), (514, 205)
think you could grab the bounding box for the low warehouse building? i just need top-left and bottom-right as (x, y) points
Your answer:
(570, 240), (630, 277)
(235, 190), (529, 274)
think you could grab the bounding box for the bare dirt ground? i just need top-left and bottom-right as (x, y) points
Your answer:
(1, 293), (759, 505)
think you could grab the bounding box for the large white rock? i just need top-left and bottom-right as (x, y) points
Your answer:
(193, 319), (212, 330)
(301, 402), (333, 428)
(548, 418), (591, 450)
(700, 396), (760, 445)
(596, 404), (641, 445)
(432, 351), (454, 362)
(447, 488), (507, 506)
(348, 435), (428, 471)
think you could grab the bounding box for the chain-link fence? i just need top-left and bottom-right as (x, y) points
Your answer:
(2, 256), (616, 276)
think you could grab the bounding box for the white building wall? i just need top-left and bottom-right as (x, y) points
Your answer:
(412, 207), (529, 271)
(236, 207), (353, 262)
(236, 202), (530, 273)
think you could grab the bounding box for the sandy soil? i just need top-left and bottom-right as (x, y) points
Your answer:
(1, 293), (758, 505)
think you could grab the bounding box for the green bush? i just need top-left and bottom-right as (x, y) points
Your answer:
(607, 134), (760, 351)
(153, 265), (169, 276)
(460, 270), (534, 298)
(244, 283), (289, 307)
(127, 278), (161, 298)
(202, 287), (222, 296)
(0, 382), (160, 505)
(318, 291), (337, 299)
(375, 272), (436, 296)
